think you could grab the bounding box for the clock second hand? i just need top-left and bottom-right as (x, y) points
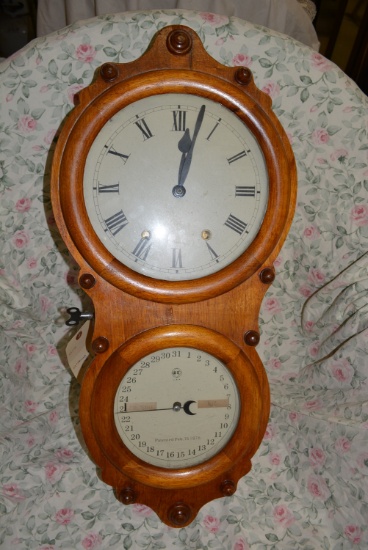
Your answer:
(172, 105), (206, 198)
(117, 398), (229, 415)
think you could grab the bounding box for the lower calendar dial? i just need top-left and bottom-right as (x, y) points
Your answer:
(114, 347), (240, 468)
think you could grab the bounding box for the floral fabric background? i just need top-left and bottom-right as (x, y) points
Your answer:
(0, 9), (367, 549)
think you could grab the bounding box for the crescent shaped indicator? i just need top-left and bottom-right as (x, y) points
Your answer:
(183, 400), (196, 415)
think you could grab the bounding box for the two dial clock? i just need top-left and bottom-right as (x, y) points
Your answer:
(51, 26), (296, 527)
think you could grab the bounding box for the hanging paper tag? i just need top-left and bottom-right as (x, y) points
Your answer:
(66, 320), (92, 378)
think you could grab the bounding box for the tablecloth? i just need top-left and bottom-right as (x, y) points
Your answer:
(0, 9), (367, 549)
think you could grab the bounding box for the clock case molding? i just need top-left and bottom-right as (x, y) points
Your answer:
(51, 26), (297, 527)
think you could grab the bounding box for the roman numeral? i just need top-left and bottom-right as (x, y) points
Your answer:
(104, 210), (128, 236)
(224, 214), (247, 235)
(227, 150), (248, 164)
(106, 146), (130, 164)
(206, 242), (219, 262)
(172, 248), (183, 269)
(235, 186), (256, 197)
(135, 118), (153, 140)
(98, 183), (120, 193)
(172, 109), (187, 131)
(132, 238), (152, 261)
(206, 119), (221, 141)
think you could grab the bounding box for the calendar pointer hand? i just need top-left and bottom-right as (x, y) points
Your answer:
(117, 400), (197, 415)
(117, 398), (228, 415)
(173, 105), (206, 197)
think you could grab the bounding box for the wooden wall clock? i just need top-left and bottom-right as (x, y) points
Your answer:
(51, 25), (296, 527)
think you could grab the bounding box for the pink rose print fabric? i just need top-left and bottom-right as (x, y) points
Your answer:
(0, 8), (367, 550)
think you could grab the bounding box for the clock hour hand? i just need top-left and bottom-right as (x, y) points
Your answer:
(178, 128), (192, 155)
(173, 105), (206, 198)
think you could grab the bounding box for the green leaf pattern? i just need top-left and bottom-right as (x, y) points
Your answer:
(0, 9), (367, 549)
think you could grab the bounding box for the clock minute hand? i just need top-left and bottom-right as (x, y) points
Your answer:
(173, 105), (206, 197)
(179, 105), (206, 185)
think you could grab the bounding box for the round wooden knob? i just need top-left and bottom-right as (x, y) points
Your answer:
(100, 63), (119, 82)
(244, 330), (260, 347)
(235, 67), (252, 85)
(221, 479), (236, 496)
(92, 336), (109, 354)
(117, 486), (136, 505)
(168, 502), (192, 526)
(259, 267), (275, 284)
(166, 29), (192, 55)
(79, 273), (96, 289)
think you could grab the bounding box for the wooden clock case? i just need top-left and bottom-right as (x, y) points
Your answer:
(51, 26), (297, 527)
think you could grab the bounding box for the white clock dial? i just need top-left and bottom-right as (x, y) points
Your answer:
(113, 347), (240, 469)
(83, 93), (268, 281)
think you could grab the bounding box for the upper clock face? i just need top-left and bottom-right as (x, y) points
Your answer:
(83, 93), (268, 281)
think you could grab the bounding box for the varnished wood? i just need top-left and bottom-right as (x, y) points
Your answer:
(51, 25), (297, 527)
(84, 325), (266, 526)
(52, 25), (296, 304)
